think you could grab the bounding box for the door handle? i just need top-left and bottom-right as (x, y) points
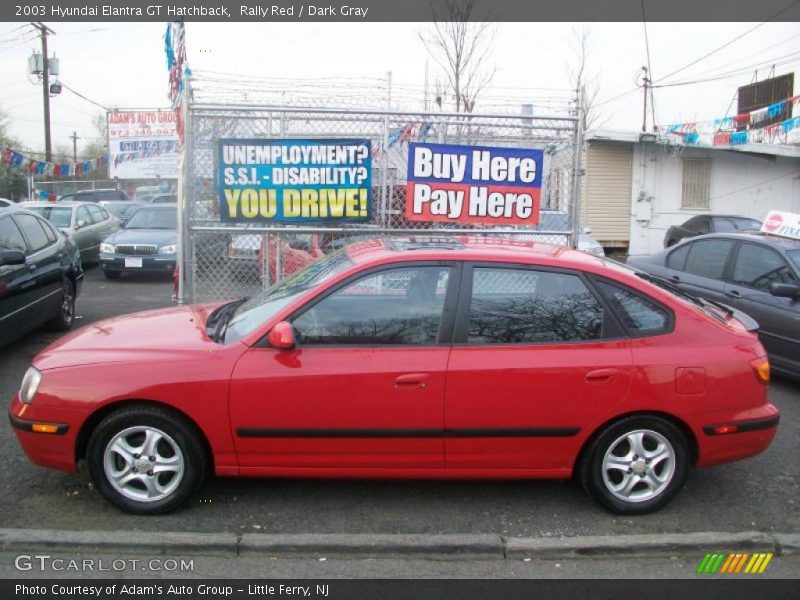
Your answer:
(669, 275), (681, 283)
(395, 373), (430, 388)
(724, 289), (741, 299)
(585, 368), (618, 383)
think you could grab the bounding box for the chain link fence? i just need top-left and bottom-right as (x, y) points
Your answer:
(181, 103), (582, 304)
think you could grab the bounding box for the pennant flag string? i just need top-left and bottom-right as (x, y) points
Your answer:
(1, 147), (111, 177)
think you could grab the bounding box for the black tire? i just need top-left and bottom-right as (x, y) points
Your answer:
(44, 278), (75, 332)
(103, 270), (122, 280)
(579, 416), (689, 515)
(86, 405), (208, 515)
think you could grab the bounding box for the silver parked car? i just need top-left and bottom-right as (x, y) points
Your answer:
(23, 201), (119, 265)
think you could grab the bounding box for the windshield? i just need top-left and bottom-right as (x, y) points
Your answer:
(106, 203), (141, 218)
(788, 249), (800, 270)
(27, 206), (72, 228)
(124, 208), (177, 229)
(715, 217), (762, 232)
(222, 251), (354, 344)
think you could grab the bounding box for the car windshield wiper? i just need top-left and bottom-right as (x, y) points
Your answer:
(634, 272), (732, 321)
(206, 298), (247, 343)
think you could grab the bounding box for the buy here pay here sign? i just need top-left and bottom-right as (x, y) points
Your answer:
(406, 142), (543, 225)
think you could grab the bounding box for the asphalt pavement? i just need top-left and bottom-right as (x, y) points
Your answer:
(1, 266), (798, 540)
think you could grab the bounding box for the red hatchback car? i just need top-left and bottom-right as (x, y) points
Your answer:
(10, 237), (779, 515)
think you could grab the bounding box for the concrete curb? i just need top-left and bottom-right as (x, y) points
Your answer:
(0, 528), (797, 559)
(239, 533), (503, 558)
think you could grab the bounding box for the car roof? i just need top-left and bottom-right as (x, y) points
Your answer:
(342, 236), (606, 269)
(673, 231), (800, 250)
(23, 201), (91, 208)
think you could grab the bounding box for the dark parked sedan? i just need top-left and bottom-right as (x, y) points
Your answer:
(629, 232), (800, 377)
(664, 215), (762, 248)
(99, 205), (177, 280)
(0, 207), (83, 346)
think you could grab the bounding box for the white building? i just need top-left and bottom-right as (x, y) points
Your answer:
(574, 131), (800, 257)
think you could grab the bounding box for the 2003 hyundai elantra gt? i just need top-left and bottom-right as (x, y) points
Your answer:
(9, 237), (779, 515)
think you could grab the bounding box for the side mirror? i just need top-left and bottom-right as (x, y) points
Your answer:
(770, 282), (800, 299)
(76, 219), (87, 229)
(0, 249), (26, 266)
(582, 226), (592, 234)
(267, 321), (295, 350)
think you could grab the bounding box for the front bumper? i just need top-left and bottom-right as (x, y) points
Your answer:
(9, 396), (85, 473)
(100, 253), (176, 273)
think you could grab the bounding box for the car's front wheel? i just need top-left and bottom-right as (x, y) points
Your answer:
(86, 405), (207, 514)
(579, 416), (689, 515)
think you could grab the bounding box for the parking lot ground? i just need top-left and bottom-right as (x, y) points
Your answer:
(0, 266), (798, 540)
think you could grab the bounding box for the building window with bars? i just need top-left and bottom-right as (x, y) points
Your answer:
(681, 158), (712, 210)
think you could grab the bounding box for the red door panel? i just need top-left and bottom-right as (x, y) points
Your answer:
(445, 341), (633, 469)
(229, 346), (448, 468)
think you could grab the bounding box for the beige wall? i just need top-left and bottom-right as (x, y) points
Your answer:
(581, 141), (633, 245)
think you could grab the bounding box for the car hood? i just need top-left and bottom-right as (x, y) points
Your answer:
(104, 228), (176, 246)
(34, 304), (226, 370)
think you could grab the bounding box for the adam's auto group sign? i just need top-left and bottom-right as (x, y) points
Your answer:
(406, 142), (543, 226)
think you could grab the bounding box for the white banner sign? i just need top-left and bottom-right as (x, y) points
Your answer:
(108, 110), (179, 180)
(761, 210), (800, 241)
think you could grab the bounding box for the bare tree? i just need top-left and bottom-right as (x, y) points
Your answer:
(566, 26), (606, 131)
(419, 0), (496, 114)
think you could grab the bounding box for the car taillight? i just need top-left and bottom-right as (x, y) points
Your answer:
(751, 358), (770, 385)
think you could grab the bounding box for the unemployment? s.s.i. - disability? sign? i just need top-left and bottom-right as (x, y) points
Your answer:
(218, 139), (371, 223)
(406, 142), (543, 226)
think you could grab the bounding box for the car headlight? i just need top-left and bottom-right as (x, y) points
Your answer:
(100, 243), (115, 253)
(159, 244), (177, 254)
(19, 367), (42, 405)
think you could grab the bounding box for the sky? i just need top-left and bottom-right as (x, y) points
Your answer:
(0, 21), (798, 158)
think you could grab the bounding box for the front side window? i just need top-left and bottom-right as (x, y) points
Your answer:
(76, 206), (92, 226)
(293, 266), (450, 345)
(666, 244), (690, 270)
(732, 243), (797, 291)
(88, 205), (106, 223)
(683, 239), (734, 279)
(467, 267), (603, 344)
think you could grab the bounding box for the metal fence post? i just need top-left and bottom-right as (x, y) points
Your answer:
(176, 79), (192, 305)
(570, 86), (585, 249)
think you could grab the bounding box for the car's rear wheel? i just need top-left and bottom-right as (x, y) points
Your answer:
(44, 278), (75, 332)
(579, 416), (689, 515)
(87, 405), (207, 514)
(103, 270), (122, 280)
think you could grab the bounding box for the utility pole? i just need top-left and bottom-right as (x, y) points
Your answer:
(31, 22), (56, 162)
(640, 66), (650, 133)
(70, 131), (79, 163)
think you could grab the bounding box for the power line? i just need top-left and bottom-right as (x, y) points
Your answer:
(652, 52), (800, 88)
(653, 0), (800, 84)
(59, 82), (109, 111)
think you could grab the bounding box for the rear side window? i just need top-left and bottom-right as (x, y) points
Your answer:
(87, 205), (106, 223)
(14, 214), (52, 253)
(467, 267), (603, 344)
(683, 239), (734, 279)
(0, 215), (27, 252)
(595, 279), (671, 337)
